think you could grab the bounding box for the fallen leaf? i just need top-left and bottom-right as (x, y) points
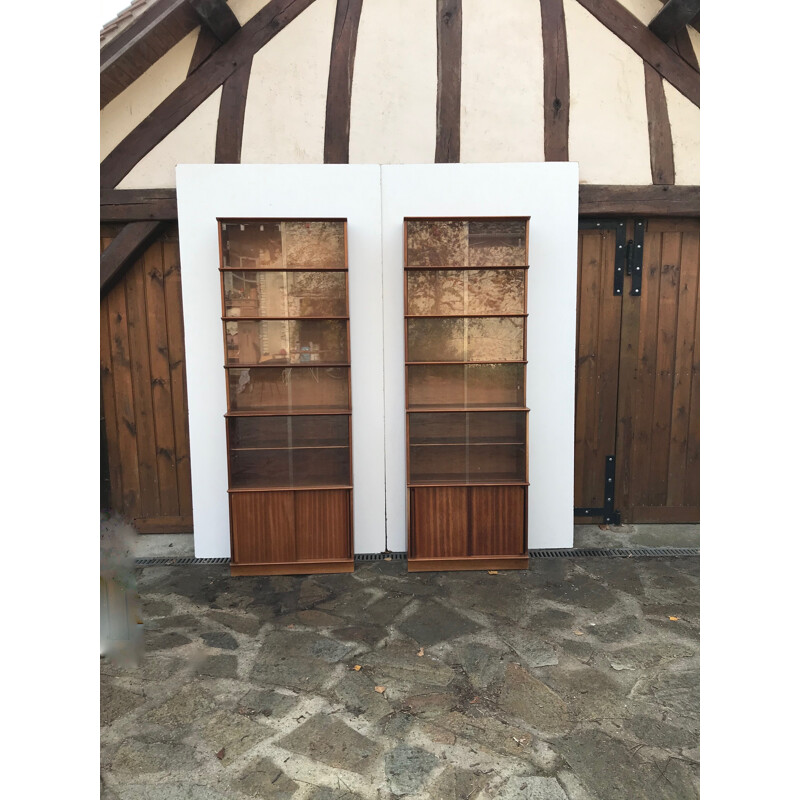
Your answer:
(669, 616), (680, 621)
(384, 557), (392, 562)
(573, 630), (584, 636)
(469, 696), (480, 704)
(215, 748), (226, 760)
(417, 648), (424, 657)
(287, 624), (295, 629)
(374, 686), (386, 694)
(353, 665), (362, 671)
(488, 570), (499, 575)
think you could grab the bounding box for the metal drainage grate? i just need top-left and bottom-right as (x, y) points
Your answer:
(135, 548), (697, 567)
(134, 556), (230, 566)
(530, 547), (699, 558)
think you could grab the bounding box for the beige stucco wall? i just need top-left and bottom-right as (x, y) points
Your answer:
(349, 0), (437, 164)
(117, 88), (222, 189)
(663, 81), (699, 185)
(564, 0), (652, 184)
(615, 0), (663, 25)
(240, 0), (335, 164)
(101, 28), (199, 161)
(460, 0), (544, 163)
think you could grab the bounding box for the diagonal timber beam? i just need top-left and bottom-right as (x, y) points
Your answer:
(100, 221), (167, 296)
(573, 0), (699, 106)
(101, 0), (319, 188)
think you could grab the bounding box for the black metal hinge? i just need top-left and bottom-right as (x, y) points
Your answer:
(574, 454), (622, 525)
(628, 219), (645, 296)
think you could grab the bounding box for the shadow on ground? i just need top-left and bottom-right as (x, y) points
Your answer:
(101, 555), (699, 799)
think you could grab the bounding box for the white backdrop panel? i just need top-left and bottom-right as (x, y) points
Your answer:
(380, 163), (578, 551)
(176, 164), (385, 557)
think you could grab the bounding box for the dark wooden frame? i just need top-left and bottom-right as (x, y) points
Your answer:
(404, 217), (531, 572)
(217, 218), (354, 575)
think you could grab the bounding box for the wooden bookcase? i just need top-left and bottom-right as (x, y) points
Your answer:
(218, 219), (354, 575)
(404, 218), (530, 572)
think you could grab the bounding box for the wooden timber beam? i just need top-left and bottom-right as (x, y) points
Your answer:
(648, 0), (700, 43)
(100, 221), (167, 296)
(101, 189), (178, 221)
(579, 185), (698, 216)
(101, 0), (199, 108)
(187, 25), (223, 75)
(323, 0), (364, 164)
(100, 186), (700, 221)
(101, 0), (319, 189)
(573, 0), (699, 106)
(187, 0), (241, 42)
(435, 0), (463, 163)
(540, 0), (570, 161)
(643, 64), (675, 185)
(215, 58), (253, 163)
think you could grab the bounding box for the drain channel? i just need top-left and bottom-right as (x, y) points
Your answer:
(134, 547), (697, 567)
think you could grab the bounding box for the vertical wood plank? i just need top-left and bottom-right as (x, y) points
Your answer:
(295, 490), (351, 560)
(469, 486), (525, 556)
(435, 0), (462, 163)
(100, 291), (123, 514)
(215, 58), (253, 164)
(231, 492), (296, 563)
(644, 63), (675, 185)
(648, 231), (681, 505)
(143, 239), (181, 517)
(666, 230), (699, 506)
(411, 487), (468, 558)
(615, 221), (642, 514)
(684, 258), (700, 510)
(125, 258), (161, 518)
(540, 0), (570, 161)
(323, 0), (364, 164)
(163, 232), (194, 519)
(106, 281), (141, 519)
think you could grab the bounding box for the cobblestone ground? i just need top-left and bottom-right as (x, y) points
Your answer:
(100, 556), (699, 799)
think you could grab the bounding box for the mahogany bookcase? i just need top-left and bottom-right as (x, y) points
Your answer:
(218, 219), (354, 575)
(404, 218), (530, 571)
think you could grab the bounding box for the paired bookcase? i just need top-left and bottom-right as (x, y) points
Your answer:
(218, 220), (354, 575)
(404, 218), (530, 571)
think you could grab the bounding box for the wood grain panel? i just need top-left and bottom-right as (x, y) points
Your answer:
(666, 230), (699, 507)
(574, 228), (622, 511)
(294, 490), (351, 560)
(162, 233), (194, 519)
(143, 239), (181, 517)
(469, 486), (525, 556)
(125, 259), (162, 518)
(540, 0), (570, 161)
(411, 487), (468, 558)
(614, 218), (700, 522)
(231, 491), (296, 563)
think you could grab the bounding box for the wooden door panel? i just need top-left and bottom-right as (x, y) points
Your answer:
(411, 487), (469, 558)
(295, 490), (351, 560)
(230, 491), (296, 563)
(617, 219), (700, 522)
(574, 227), (623, 512)
(469, 486), (525, 556)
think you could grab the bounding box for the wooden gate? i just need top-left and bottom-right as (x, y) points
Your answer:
(100, 223), (193, 532)
(575, 217), (700, 524)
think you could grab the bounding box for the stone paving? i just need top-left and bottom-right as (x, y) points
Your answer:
(100, 556), (699, 799)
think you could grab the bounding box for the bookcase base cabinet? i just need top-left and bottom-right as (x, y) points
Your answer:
(408, 486), (528, 572)
(229, 489), (353, 575)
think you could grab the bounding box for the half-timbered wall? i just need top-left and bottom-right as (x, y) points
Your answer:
(100, 0), (700, 190)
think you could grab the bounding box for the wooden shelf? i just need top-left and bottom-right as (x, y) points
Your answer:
(228, 485), (353, 492)
(225, 409), (351, 417)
